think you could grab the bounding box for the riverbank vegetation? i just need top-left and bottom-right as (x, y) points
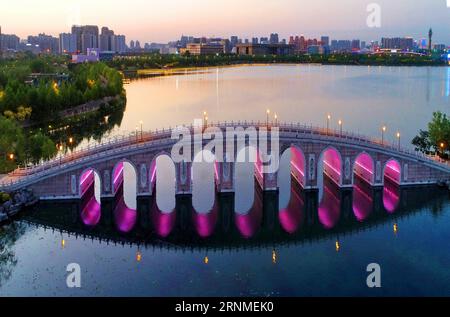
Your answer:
(109, 53), (445, 72)
(0, 54), (125, 173)
(412, 111), (450, 159)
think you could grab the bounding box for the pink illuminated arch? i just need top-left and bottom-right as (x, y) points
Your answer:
(353, 152), (375, 185)
(319, 146), (343, 186)
(383, 159), (402, 185)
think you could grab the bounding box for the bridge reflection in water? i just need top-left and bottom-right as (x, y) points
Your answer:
(23, 172), (444, 250)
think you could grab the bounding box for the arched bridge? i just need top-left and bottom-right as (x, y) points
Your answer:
(1, 121), (449, 200)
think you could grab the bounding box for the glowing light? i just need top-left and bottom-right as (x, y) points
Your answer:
(113, 165), (125, 185)
(396, 132), (401, 139)
(69, 137), (74, 144)
(355, 161), (374, 175)
(214, 162), (219, 181)
(59, 145), (63, 151)
(338, 120), (342, 126)
(335, 240), (340, 252)
(327, 114), (331, 120)
(323, 160), (342, 176)
(393, 223), (398, 235)
(136, 251), (142, 262)
(61, 239), (66, 249)
(150, 166), (157, 183)
(8, 153), (14, 160)
(382, 126), (387, 132)
(204, 256), (209, 264)
(272, 250), (277, 264)
(291, 161), (305, 177)
(386, 162), (401, 174)
(266, 109), (271, 115)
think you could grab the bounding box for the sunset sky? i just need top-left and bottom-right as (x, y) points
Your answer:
(1, 0), (450, 43)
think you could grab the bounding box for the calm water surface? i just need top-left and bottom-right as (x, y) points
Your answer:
(1, 65), (450, 296)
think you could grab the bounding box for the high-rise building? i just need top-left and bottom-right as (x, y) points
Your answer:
(114, 35), (127, 53)
(269, 33), (279, 44)
(99, 27), (115, 52)
(0, 30), (20, 51)
(321, 36), (330, 47)
(59, 33), (77, 54)
(252, 37), (259, 44)
(381, 37), (414, 51)
(351, 39), (361, 50)
(230, 36), (239, 48)
(27, 33), (59, 53)
(72, 25), (99, 53)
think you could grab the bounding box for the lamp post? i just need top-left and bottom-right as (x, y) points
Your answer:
(396, 132), (401, 150)
(140, 120), (143, 140)
(266, 109), (271, 127)
(338, 120), (343, 136)
(135, 127), (139, 143)
(203, 111), (207, 128)
(58, 144), (63, 165)
(274, 113), (278, 126)
(381, 126), (387, 145)
(440, 142), (445, 159)
(327, 114), (331, 135)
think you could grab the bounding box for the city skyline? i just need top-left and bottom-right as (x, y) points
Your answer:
(1, 0), (450, 44)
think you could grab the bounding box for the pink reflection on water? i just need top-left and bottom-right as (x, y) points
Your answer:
(114, 197), (137, 233)
(279, 189), (305, 234)
(193, 207), (218, 238)
(318, 180), (341, 229)
(151, 204), (176, 238)
(81, 196), (101, 226)
(352, 178), (374, 222)
(383, 180), (400, 214)
(235, 191), (263, 238)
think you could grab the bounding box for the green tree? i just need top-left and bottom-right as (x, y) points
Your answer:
(0, 116), (25, 173)
(428, 111), (450, 151)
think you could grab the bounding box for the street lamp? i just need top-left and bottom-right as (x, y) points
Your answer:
(274, 113), (278, 126)
(327, 114), (331, 134)
(266, 109), (271, 127)
(381, 126), (387, 145)
(140, 120), (143, 140)
(396, 132), (401, 150)
(338, 120), (343, 136)
(8, 153), (14, 161)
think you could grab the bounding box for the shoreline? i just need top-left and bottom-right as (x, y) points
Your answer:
(124, 62), (449, 80)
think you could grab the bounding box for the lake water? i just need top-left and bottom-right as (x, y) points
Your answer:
(1, 65), (450, 296)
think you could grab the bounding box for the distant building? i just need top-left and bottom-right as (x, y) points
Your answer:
(351, 39), (361, 51)
(59, 33), (77, 54)
(381, 37), (414, 51)
(434, 44), (446, 51)
(72, 48), (100, 63)
(321, 36), (330, 47)
(180, 43), (225, 55)
(236, 43), (294, 56)
(230, 36), (239, 48)
(0, 32), (20, 51)
(114, 35), (127, 53)
(100, 27), (115, 52)
(72, 25), (99, 53)
(331, 40), (352, 52)
(27, 33), (59, 53)
(269, 33), (279, 44)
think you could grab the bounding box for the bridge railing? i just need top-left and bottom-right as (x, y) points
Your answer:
(1, 121), (449, 190)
